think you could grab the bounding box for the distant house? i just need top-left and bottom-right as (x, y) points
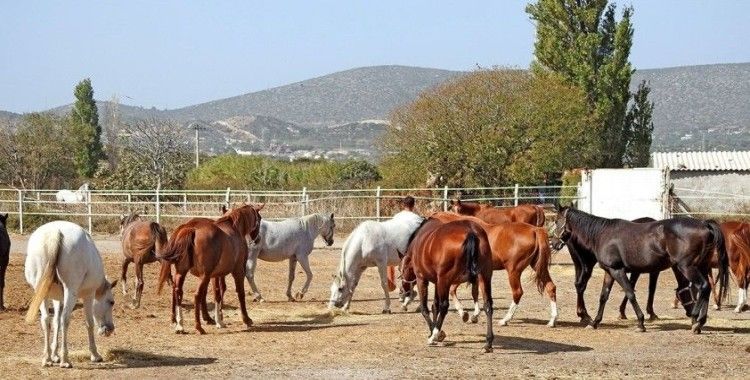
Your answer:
(651, 151), (750, 215)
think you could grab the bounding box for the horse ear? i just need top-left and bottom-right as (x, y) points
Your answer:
(451, 198), (460, 205)
(397, 249), (405, 260)
(253, 203), (265, 211)
(0, 213), (7, 222)
(220, 205), (228, 214)
(330, 212), (334, 221)
(110, 279), (119, 289)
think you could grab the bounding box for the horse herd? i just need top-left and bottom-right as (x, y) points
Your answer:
(10, 196), (750, 367)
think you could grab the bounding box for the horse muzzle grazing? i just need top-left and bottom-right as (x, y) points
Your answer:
(98, 324), (114, 337)
(325, 237), (334, 247)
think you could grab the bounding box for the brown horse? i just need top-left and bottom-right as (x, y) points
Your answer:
(157, 204), (262, 334)
(119, 213), (170, 308)
(430, 212), (557, 327)
(400, 217), (495, 352)
(450, 199), (545, 226)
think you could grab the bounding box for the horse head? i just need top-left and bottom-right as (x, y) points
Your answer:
(319, 213), (335, 246)
(94, 278), (118, 337)
(119, 213), (141, 233)
(0, 213), (7, 227)
(328, 272), (350, 309)
(551, 206), (572, 250)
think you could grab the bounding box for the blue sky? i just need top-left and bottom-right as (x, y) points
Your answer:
(2, 1), (748, 113)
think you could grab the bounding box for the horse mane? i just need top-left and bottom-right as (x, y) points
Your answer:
(566, 208), (618, 251)
(121, 213), (142, 227)
(402, 217), (433, 257)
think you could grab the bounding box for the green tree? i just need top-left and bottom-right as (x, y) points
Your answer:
(69, 78), (105, 177)
(0, 113), (77, 189)
(623, 81), (654, 167)
(526, 0), (651, 167)
(380, 69), (596, 188)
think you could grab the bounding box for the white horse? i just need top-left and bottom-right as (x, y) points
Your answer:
(329, 210), (424, 313)
(246, 212), (336, 302)
(55, 182), (89, 203)
(24, 221), (117, 368)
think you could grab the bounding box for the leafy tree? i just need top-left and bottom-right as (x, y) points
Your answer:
(623, 81), (654, 167)
(526, 0), (652, 167)
(97, 119), (191, 190)
(337, 160), (381, 188)
(69, 78), (105, 177)
(0, 113), (77, 189)
(380, 69), (596, 188)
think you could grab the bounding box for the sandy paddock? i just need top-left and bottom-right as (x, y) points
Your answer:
(0, 233), (748, 378)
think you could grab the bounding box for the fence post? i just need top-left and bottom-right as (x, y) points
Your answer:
(301, 187), (307, 216)
(127, 193), (132, 213)
(376, 186), (382, 221)
(155, 187), (161, 223)
(514, 183), (520, 206)
(225, 187), (231, 209)
(87, 189), (93, 234)
(442, 186), (449, 211)
(183, 193), (188, 212)
(17, 189), (23, 234)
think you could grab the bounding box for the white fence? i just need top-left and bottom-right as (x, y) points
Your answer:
(0, 185), (576, 234)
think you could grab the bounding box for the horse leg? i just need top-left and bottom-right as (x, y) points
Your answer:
(417, 279), (432, 336)
(120, 258), (131, 295)
(194, 276), (211, 334)
(245, 249), (263, 302)
(707, 269), (720, 310)
(295, 253), (314, 301)
(58, 287), (78, 368)
(427, 280), (449, 346)
(286, 257), (298, 302)
(82, 297), (102, 362)
(212, 277), (226, 328)
(677, 264), (710, 333)
(609, 268), (647, 332)
(499, 270), (523, 326)
(480, 274), (494, 353)
(573, 258), (595, 325)
(172, 273), (187, 333)
(646, 272), (660, 320)
(592, 271), (616, 329)
(39, 299), (53, 366)
(233, 269), (253, 328)
(376, 263), (392, 313)
(672, 267), (693, 317)
(736, 280), (749, 313)
(619, 272), (640, 319)
(49, 300), (62, 363)
(470, 281), (481, 324)
(0, 264), (6, 310)
(450, 283), (466, 322)
(133, 261), (145, 309)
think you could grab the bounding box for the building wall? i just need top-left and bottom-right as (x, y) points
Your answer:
(670, 171), (750, 214)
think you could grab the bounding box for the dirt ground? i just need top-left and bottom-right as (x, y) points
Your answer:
(1, 233), (748, 379)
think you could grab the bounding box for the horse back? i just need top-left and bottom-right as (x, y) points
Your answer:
(721, 221), (750, 282)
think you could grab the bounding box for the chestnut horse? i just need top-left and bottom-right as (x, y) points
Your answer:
(430, 212), (557, 327)
(158, 204), (262, 334)
(450, 199), (545, 227)
(400, 217), (495, 352)
(119, 213), (170, 308)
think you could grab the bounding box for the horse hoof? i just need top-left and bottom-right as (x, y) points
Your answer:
(547, 321), (556, 328)
(692, 323), (702, 334)
(401, 305), (408, 312)
(437, 330), (446, 342)
(585, 324), (595, 330)
(461, 312), (469, 323)
(128, 303), (138, 310)
(0, 306), (6, 312)
(470, 315), (479, 324)
(648, 314), (659, 321)
(91, 354), (103, 363)
(60, 362), (72, 369)
(635, 326), (646, 333)
(618, 314), (627, 320)
(196, 327), (206, 335)
(245, 318), (254, 327)
(174, 328), (186, 334)
(205, 318), (216, 325)
(287, 297), (296, 302)
(382, 309), (391, 314)
(713, 304), (720, 311)
(484, 346), (493, 353)
(42, 359), (53, 367)
(295, 292), (305, 301)
(498, 319), (508, 326)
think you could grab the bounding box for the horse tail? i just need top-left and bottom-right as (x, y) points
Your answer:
(25, 230), (63, 324)
(462, 231), (480, 284)
(706, 220), (729, 304)
(157, 227), (195, 294)
(530, 227), (553, 295)
(535, 205), (546, 227)
(386, 265), (397, 292)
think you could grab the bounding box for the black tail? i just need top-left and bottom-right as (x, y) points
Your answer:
(706, 220), (729, 303)
(462, 231), (480, 284)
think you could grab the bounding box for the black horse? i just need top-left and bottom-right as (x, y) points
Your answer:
(551, 207), (728, 333)
(617, 217), (661, 320)
(0, 213), (10, 311)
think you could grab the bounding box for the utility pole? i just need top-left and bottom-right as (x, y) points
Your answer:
(193, 123), (206, 168)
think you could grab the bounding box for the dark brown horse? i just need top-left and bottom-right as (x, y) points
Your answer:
(400, 217), (495, 352)
(552, 207), (728, 333)
(0, 213), (9, 311)
(430, 212), (557, 327)
(119, 213), (170, 308)
(450, 199), (545, 227)
(625, 220), (750, 315)
(158, 204), (262, 334)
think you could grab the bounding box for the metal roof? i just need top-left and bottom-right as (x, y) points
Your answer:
(651, 151), (750, 171)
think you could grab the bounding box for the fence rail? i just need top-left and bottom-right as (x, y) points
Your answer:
(0, 185), (577, 234)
